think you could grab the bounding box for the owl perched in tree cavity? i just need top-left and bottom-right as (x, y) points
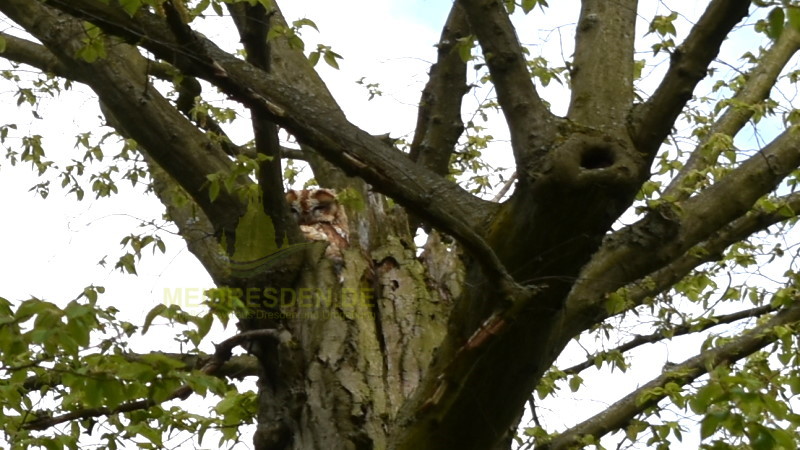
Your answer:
(285, 188), (349, 264)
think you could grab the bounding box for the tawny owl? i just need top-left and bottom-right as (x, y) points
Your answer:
(285, 188), (349, 264)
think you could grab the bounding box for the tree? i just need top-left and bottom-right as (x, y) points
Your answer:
(1, 0), (800, 449)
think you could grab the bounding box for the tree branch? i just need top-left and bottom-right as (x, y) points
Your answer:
(0, 32), (252, 161)
(226, 1), (296, 250)
(491, 171), (517, 202)
(541, 301), (800, 450)
(457, 0), (557, 168)
(631, 0), (751, 158)
(409, 3), (469, 177)
(562, 304), (778, 376)
(0, 32), (80, 79)
(22, 330), (279, 431)
(22, 353), (258, 392)
(568, 0), (638, 130)
(664, 25), (800, 199)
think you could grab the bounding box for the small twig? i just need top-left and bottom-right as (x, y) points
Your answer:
(491, 171), (517, 203)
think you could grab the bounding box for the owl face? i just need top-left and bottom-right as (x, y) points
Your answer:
(286, 188), (341, 225)
(285, 188), (350, 264)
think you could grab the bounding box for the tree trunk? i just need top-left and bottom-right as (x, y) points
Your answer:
(244, 199), (457, 449)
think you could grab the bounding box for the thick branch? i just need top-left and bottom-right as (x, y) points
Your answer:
(613, 191), (800, 313)
(409, 3), (469, 177)
(631, 0), (751, 158)
(0, 32), (80, 79)
(457, 0), (557, 168)
(541, 301), (800, 450)
(0, 33), (249, 161)
(565, 130), (800, 338)
(568, 0), (638, 129)
(664, 25), (800, 199)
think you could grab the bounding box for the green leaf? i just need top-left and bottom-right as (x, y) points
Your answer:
(700, 410), (727, 439)
(207, 174), (220, 201)
(568, 375), (583, 392)
(456, 36), (475, 63)
(769, 427), (796, 449)
(323, 49), (341, 69)
(84, 379), (103, 408)
(139, 352), (187, 370)
(115, 253), (137, 275)
(522, 0), (537, 13)
(211, 1), (223, 16)
(293, 18), (318, 31)
(0, 35), (6, 53)
(749, 423), (776, 450)
(142, 304), (167, 334)
(521, 0), (548, 13)
(604, 290), (628, 314)
(690, 383), (723, 414)
(767, 7), (785, 40)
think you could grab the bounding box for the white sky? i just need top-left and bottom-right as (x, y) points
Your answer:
(0, 1), (793, 449)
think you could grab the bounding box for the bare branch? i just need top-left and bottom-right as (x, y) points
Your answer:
(457, 0), (557, 168)
(541, 301), (800, 450)
(280, 146), (307, 161)
(664, 26), (800, 199)
(568, 0), (638, 130)
(631, 0), (751, 158)
(409, 3), (469, 177)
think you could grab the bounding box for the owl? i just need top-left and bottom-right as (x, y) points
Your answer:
(285, 188), (349, 265)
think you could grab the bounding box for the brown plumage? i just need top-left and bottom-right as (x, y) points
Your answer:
(285, 188), (349, 263)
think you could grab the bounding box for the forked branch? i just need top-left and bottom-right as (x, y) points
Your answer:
(564, 190), (800, 339)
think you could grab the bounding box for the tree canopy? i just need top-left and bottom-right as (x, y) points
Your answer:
(2, 1), (800, 449)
